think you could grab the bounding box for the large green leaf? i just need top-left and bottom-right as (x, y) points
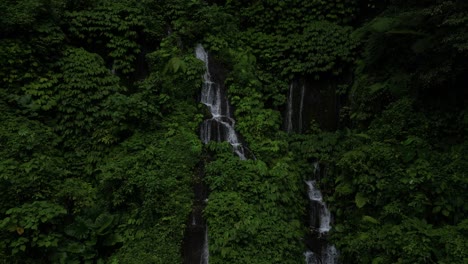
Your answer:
(355, 192), (368, 208)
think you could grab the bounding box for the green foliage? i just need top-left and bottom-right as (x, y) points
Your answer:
(326, 97), (468, 263)
(96, 103), (202, 263)
(0, 24), (64, 105)
(56, 178), (96, 214)
(0, 108), (67, 212)
(227, 0), (362, 32)
(350, 1), (468, 124)
(0, 201), (66, 255)
(0, 1), (204, 262)
(65, 1), (145, 75)
(146, 37), (205, 100)
(204, 154), (305, 264)
(0, 0), (466, 263)
(39, 47), (127, 149)
(0, 0), (65, 33)
(243, 21), (357, 76)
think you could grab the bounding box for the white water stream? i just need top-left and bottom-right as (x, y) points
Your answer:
(285, 81), (307, 133)
(196, 44), (246, 160)
(195, 44), (249, 264)
(306, 180), (331, 234)
(304, 176), (339, 264)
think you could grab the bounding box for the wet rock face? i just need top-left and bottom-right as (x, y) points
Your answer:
(182, 163), (208, 264)
(303, 76), (340, 131)
(183, 182), (206, 264)
(284, 76), (341, 133)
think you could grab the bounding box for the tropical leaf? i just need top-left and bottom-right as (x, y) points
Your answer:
(355, 192), (368, 208)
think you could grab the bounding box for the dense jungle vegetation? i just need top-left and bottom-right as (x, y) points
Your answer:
(1, 0), (467, 263)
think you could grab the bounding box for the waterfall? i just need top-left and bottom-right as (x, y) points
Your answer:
(304, 177), (339, 264)
(286, 83), (294, 133)
(193, 44), (248, 264)
(299, 83), (306, 132)
(304, 251), (318, 264)
(192, 214), (197, 226)
(285, 80), (307, 133)
(322, 245), (339, 264)
(306, 181), (331, 234)
(196, 44), (246, 160)
(200, 228), (209, 264)
(286, 79), (338, 263)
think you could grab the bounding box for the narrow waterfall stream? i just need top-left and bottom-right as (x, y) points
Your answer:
(302, 162), (339, 264)
(284, 80), (306, 134)
(286, 83), (294, 133)
(200, 228), (209, 264)
(196, 44), (246, 160)
(306, 180), (331, 233)
(299, 83), (306, 133)
(285, 83), (338, 263)
(305, 180), (338, 264)
(192, 44), (247, 264)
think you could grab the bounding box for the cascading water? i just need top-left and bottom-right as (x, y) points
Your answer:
(192, 44), (247, 264)
(304, 165), (339, 264)
(304, 246), (338, 264)
(299, 83), (306, 132)
(306, 180), (331, 234)
(285, 80), (339, 262)
(200, 228), (209, 264)
(285, 80), (307, 133)
(196, 44), (246, 160)
(286, 83), (294, 133)
(304, 251), (317, 264)
(322, 245), (339, 264)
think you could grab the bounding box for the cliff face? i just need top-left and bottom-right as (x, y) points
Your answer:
(284, 76), (344, 133)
